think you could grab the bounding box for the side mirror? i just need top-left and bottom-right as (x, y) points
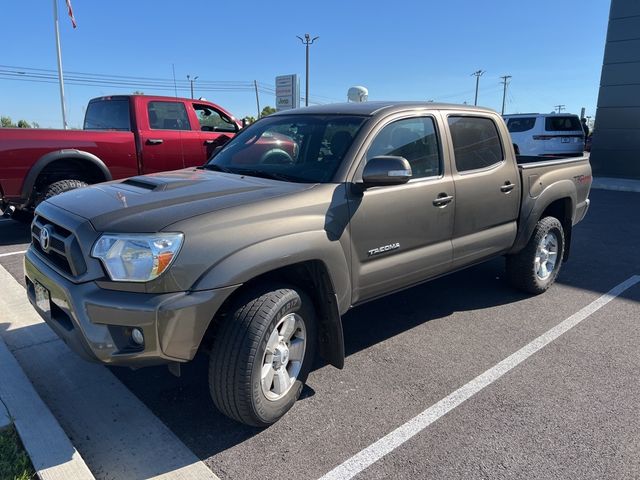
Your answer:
(361, 156), (412, 187)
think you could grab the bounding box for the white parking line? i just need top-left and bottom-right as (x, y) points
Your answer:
(0, 250), (27, 258)
(320, 275), (640, 480)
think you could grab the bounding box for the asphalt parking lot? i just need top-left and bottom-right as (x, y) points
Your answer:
(1, 188), (639, 480)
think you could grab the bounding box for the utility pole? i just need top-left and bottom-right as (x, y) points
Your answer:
(500, 75), (512, 115)
(554, 104), (566, 113)
(297, 33), (319, 107)
(254, 80), (261, 118)
(187, 74), (198, 99)
(471, 70), (484, 106)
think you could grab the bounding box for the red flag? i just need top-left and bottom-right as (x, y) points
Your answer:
(65, 0), (77, 28)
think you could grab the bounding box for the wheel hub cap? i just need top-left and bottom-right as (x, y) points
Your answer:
(535, 232), (559, 280)
(260, 313), (307, 401)
(273, 344), (290, 369)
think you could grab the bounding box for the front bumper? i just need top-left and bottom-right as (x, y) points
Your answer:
(24, 248), (237, 367)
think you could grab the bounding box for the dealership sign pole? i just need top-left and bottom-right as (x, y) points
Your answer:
(52, 0), (76, 129)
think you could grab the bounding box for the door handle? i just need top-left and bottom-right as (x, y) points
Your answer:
(146, 138), (163, 145)
(204, 139), (215, 145)
(500, 181), (515, 193)
(433, 194), (454, 207)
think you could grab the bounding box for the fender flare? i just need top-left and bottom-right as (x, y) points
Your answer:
(510, 179), (576, 254)
(193, 231), (351, 368)
(21, 149), (112, 203)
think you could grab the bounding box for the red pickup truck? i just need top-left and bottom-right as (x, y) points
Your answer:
(0, 94), (241, 216)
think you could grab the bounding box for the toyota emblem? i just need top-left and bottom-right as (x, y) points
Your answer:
(40, 225), (52, 252)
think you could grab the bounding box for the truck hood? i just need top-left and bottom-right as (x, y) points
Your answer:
(46, 168), (315, 232)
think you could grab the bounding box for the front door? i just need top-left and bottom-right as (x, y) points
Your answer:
(191, 103), (238, 162)
(139, 100), (203, 173)
(348, 114), (455, 303)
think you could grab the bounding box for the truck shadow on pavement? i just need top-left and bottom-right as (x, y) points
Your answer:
(111, 257), (530, 460)
(0, 218), (31, 246)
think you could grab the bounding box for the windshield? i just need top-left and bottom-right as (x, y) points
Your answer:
(205, 114), (368, 183)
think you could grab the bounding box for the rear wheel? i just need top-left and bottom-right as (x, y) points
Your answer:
(506, 216), (565, 294)
(208, 285), (316, 427)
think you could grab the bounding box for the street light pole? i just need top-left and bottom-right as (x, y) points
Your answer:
(297, 33), (319, 107)
(471, 70), (484, 106)
(187, 74), (198, 99)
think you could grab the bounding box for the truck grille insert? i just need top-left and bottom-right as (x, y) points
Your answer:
(32, 215), (87, 277)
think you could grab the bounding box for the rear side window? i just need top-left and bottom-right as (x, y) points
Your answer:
(448, 116), (503, 172)
(506, 117), (536, 133)
(84, 99), (131, 131)
(545, 116), (582, 132)
(366, 117), (442, 178)
(148, 101), (190, 130)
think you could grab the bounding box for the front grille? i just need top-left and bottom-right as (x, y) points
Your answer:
(32, 215), (87, 277)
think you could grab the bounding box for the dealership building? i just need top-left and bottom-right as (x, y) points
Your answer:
(591, 0), (640, 179)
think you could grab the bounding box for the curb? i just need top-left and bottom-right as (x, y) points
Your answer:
(0, 336), (95, 480)
(592, 177), (640, 193)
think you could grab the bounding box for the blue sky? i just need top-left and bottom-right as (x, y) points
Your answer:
(1, 0), (610, 128)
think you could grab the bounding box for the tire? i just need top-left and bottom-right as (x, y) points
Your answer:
(43, 179), (89, 201)
(506, 216), (565, 294)
(208, 285), (316, 427)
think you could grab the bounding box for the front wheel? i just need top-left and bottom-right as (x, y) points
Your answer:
(208, 285), (316, 426)
(506, 216), (565, 294)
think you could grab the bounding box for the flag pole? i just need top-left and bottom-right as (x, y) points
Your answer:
(53, 0), (68, 129)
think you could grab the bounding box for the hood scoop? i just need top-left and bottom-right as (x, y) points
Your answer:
(121, 176), (201, 192)
(122, 178), (157, 190)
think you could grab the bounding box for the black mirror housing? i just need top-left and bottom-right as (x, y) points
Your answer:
(362, 156), (412, 187)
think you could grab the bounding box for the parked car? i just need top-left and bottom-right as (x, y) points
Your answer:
(0, 95), (242, 217)
(25, 102), (591, 427)
(504, 113), (585, 157)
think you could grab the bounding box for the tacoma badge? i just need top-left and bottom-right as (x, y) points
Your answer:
(368, 242), (400, 257)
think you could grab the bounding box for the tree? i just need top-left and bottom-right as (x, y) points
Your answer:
(1, 116), (15, 128)
(132, 90), (144, 95)
(244, 116), (256, 124)
(17, 120), (31, 128)
(260, 106), (276, 117)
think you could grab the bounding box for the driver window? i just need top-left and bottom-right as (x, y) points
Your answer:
(366, 117), (442, 179)
(194, 104), (237, 133)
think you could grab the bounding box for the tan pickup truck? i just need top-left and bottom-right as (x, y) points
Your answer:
(24, 102), (591, 426)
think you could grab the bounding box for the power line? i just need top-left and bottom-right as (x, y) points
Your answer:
(0, 65), (339, 105)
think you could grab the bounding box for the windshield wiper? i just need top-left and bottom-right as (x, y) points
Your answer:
(200, 164), (232, 173)
(228, 168), (298, 182)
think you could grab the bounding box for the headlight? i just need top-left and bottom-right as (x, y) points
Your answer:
(92, 233), (183, 282)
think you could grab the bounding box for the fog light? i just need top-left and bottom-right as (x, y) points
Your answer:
(131, 328), (144, 345)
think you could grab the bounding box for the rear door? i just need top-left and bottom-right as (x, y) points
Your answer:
(138, 99), (203, 173)
(542, 115), (584, 155)
(445, 112), (521, 269)
(348, 113), (454, 303)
